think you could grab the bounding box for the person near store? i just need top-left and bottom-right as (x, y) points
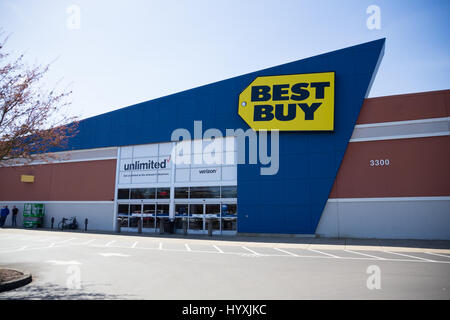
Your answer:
(12, 206), (19, 227)
(0, 206), (10, 227)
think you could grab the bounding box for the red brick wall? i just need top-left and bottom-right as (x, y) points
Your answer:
(357, 90), (450, 124)
(0, 160), (116, 201)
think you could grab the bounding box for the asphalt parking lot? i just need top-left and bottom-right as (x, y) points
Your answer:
(0, 228), (449, 299)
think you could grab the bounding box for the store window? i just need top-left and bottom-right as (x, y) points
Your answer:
(119, 216), (129, 227)
(131, 188), (156, 199)
(189, 204), (203, 215)
(143, 204), (156, 214)
(222, 204), (237, 216)
(118, 204), (129, 215)
(143, 204), (156, 229)
(175, 187), (189, 198)
(118, 189), (130, 199)
(222, 204), (237, 231)
(117, 204), (129, 228)
(190, 186), (220, 199)
(157, 188), (170, 199)
(205, 204), (220, 215)
(156, 204), (169, 215)
(129, 204), (141, 228)
(221, 186), (237, 198)
(130, 204), (141, 215)
(175, 204), (188, 216)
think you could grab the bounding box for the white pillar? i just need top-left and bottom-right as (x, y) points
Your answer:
(112, 147), (121, 231)
(169, 141), (176, 220)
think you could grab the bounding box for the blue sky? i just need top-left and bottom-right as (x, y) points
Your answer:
(1, 0), (449, 119)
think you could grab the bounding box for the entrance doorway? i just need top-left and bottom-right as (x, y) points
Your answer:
(173, 202), (236, 235)
(117, 202), (169, 233)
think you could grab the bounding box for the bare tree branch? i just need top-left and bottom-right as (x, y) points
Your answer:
(0, 31), (79, 165)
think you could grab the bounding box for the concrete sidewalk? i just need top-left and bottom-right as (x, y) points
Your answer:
(1, 227), (450, 253)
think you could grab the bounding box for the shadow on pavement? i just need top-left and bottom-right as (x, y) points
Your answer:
(0, 281), (131, 300)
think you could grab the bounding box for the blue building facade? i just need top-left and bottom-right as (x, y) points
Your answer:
(63, 39), (385, 235)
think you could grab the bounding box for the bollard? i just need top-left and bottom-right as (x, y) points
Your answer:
(159, 219), (165, 234)
(84, 218), (88, 231)
(51, 217), (54, 229)
(138, 218), (142, 234)
(208, 218), (213, 237)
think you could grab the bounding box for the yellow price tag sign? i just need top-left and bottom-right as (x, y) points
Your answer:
(238, 72), (335, 131)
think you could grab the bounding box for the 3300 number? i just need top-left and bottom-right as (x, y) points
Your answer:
(369, 159), (390, 167)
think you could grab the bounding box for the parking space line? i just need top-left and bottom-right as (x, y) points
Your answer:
(384, 251), (436, 262)
(185, 244), (192, 252)
(132, 241), (138, 248)
(0, 245), (28, 253)
(81, 239), (96, 245)
(425, 252), (450, 259)
(241, 246), (261, 256)
(308, 248), (340, 258)
(69, 239), (96, 245)
(274, 248), (298, 257)
(105, 240), (116, 247)
(53, 238), (76, 245)
(345, 249), (386, 260)
(159, 242), (163, 250)
(213, 245), (224, 253)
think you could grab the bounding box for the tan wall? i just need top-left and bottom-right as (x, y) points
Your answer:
(0, 160), (116, 201)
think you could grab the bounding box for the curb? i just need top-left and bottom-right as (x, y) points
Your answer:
(0, 271), (32, 293)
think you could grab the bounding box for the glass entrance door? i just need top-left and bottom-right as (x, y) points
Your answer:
(187, 203), (221, 234)
(118, 201), (236, 235)
(188, 204), (204, 233)
(174, 204), (188, 233)
(205, 204), (221, 234)
(142, 204), (156, 232)
(117, 202), (165, 233)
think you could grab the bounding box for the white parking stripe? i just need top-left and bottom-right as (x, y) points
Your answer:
(0, 245), (28, 253)
(185, 244), (192, 252)
(308, 248), (340, 258)
(384, 251), (436, 262)
(53, 238), (76, 245)
(82, 239), (96, 245)
(425, 252), (450, 259)
(69, 239), (96, 245)
(274, 248), (299, 257)
(213, 245), (224, 253)
(132, 241), (138, 248)
(159, 242), (163, 250)
(345, 249), (386, 260)
(242, 246), (261, 255)
(105, 240), (116, 247)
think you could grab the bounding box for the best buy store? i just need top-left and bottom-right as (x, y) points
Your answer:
(1, 39), (449, 239)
